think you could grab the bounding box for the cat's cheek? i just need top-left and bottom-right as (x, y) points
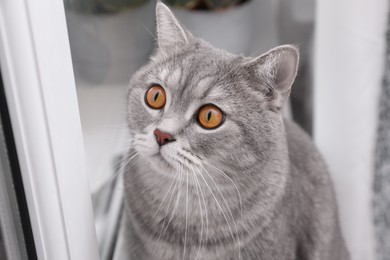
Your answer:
(128, 106), (150, 131)
(128, 90), (160, 126)
(140, 101), (161, 118)
(132, 131), (159, 156)
(159, 147), (177, 169)
(193, 121), (226, 134)
(133, 141), (158, 156)
(192, 120), (240, 145)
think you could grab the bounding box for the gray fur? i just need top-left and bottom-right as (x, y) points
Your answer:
(122, 2), (349, 259)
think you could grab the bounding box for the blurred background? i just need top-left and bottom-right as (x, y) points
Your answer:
(58, 0), (388, 259)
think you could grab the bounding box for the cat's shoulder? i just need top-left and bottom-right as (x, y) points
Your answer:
(283, 119), (316, 156)
(283, 119), (331, 186)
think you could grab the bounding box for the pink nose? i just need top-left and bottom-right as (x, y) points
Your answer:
(154, 129), (174, 146)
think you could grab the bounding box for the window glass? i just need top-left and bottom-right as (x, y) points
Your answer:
(64, 0), (155, 258)
(0, 73), (33, 260)
(63, 0), (315, 258)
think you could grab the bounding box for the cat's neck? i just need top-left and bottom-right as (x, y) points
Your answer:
(123, 153), (291, 259)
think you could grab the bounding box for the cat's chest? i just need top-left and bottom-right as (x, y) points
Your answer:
(124, 205), (296, 260)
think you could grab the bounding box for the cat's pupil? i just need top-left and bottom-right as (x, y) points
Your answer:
(153, 92), (160, 102)
(207, 111), (212, 121)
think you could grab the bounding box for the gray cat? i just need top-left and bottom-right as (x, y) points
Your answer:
(121, 2), (349, 259)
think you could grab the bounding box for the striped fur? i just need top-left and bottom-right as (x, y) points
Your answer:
(122, 2), (349, 259)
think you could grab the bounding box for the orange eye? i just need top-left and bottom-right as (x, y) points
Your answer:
(145, 85), (166, 109)
(197, 104), (224, 129)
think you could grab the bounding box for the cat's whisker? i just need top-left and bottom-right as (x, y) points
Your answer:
(112, 150), (138, 174)
(200, 160), (243, 253)
(202, 160), (243, 219)
(101, 151), (138, 190)
(174, 27), (178, 68)
(90, 150), (139, 194)
(193, 164), (223, 250)
(155, 167), (179, 215)
(121, 152), (139, 169)
(142, 23), (159, 45)
(198, 163), (241, 258)
(188, 163), (204, 260)
(183, 161), (189, 260)
(193, 164), (237, 255)
(142, 23), (169, 58)
(159, 162), (183, 240)
(195, 166), (209, 256)
(202, 161), (244, 259)
(156, 166), (181, 244)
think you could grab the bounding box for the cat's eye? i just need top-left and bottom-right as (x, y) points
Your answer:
(197, 104), (224, 129)
(145, 85), (166, 109)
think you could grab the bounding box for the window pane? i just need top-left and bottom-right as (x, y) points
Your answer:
(63, 0), (317, 259)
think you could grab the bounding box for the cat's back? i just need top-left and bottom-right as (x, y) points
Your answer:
(283, 119), (349, 260)
(284, 118), (335, 225)
(284, 119), (335, 214)
(284, 119), (330, 187)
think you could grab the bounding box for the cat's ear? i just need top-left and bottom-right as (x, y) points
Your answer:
(156, 1), (192, 50)
(245, 45), (299, 110)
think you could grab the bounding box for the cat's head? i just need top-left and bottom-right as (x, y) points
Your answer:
(127, 2), (299, 179)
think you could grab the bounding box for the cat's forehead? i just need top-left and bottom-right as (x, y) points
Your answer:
(156, 65), (218, 98)
(151, 48), (242, 100)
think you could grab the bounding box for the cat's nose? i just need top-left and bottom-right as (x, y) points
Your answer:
(154, 129), (175, 146)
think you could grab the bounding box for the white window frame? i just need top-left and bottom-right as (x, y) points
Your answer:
(0, 0), (99, 259)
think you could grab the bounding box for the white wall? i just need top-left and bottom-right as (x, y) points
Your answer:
(314, 1), (388, 259)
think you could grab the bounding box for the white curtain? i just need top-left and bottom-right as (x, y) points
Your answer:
(314, 1), (388, 259)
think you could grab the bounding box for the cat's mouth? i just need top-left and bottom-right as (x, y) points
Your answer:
(150, 146), (200, 174)
(152, 152), (175, 170)
(131, 130), (201, 173)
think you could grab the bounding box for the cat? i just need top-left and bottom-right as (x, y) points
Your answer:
(120, 2), (350, 259)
